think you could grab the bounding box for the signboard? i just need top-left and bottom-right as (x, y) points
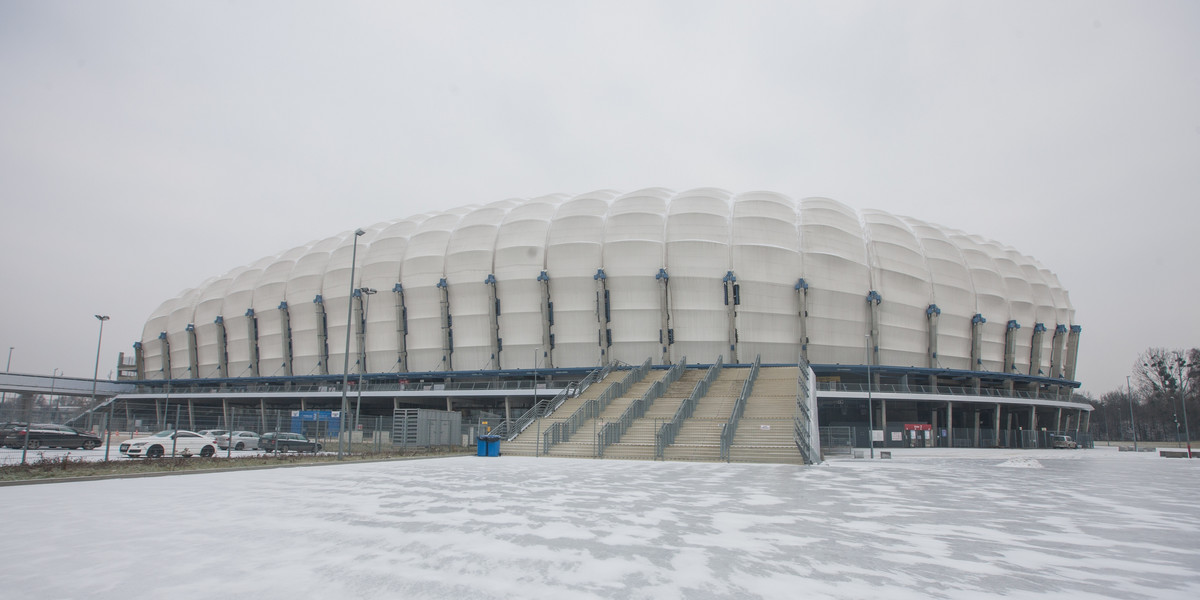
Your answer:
(891, 432), (903, 442)
(872, 430), (884, 442)
(904, 424), (932, 431)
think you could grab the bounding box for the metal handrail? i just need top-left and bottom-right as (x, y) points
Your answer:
(655, 356), (722, 459)
(596, 358), (684, 457)
(816, 381), (1085, 402)
(793, 355), (818, 464)
(543, 358), (652, 453)
(720, 354), (761, 461)
(494, 365), (605, 440)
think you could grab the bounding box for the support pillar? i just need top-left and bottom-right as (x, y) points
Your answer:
(1055, 407), (1063, 432)
(259, 398), (266, 433)
(1049, 324), (1068, 396)
(994, 403), (1002, 447)
(278, 302), (294, 377)
(222, 399), (229, 430)
(657, 268), (672, 365)
(504, 396), (512, 434)
(867, 291), (882, 367)
(926, 304), (940, 372)
(538, 271), (554, 368)
(974, 409), (981, 448)
(796, 279), (810, 363)
(185, 324), (199, 378)
(188, 399), (195, 431)
(134, 341), (146, 380)
(446, 397), (453, 412)
(392, 284), (409, 373)
(313, 295), (329, 375)
(594, 269), (610, 363)
(158, 332), (172, 380)
(1029, 323), (1046, 377)
(931, 407), (939, 448)
(947, 400), (954, 448)
(353, 289), (368, 373)
(246, 308), (260, 377)
(437, 278), (453, 371)
(1003, 320), (1020, 392)
(970, 314), (986, 390)
(723, 272), (739, 363)
(880, 399), (887, 440)
(1064, 325), (1082, 383)
(485, 274), (501, 370)
(214, 316), (228, 377)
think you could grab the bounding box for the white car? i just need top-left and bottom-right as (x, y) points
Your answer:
(215, 430), (261, 451)
(119, 430), (218, 458)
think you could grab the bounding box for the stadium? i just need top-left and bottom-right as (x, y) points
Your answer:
(113, 188), (1088, 462)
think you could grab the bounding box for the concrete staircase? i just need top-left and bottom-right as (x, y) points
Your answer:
(603, 369), (706, 460)
(500, 372), (624, 457)
(728, 366), (805, 464)
(546, 369), (672, 459)
(661, 369), (748, 462)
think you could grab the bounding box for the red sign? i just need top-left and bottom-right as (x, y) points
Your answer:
(904, 424), (932, 431)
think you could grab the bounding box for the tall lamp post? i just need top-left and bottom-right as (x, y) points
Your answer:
(90, 315), (112, 456)
(865, 333), (874, 459)
(338, 228), (366, 460)
(1126, 375), (1137, 452)
(1, 347), (11, 416)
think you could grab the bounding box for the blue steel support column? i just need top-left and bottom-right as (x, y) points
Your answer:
(158, 332), (171, 380)
(485, 274), (500, 370)
(392, 283), (408, 373)
(866, 291), (882, 370)
(313, 295), (329, 376)
(594, 269), (610, 363)
(1050, 324), (1068, 397)
(133, 341), (145, 380)
(656, 268), (671, 365)
(970, 314), (986, 390)
(723, 271), (739, 364)
(1064, 325), (1082, 382)
(795, 279), (809, 363)
(1028, 322), (1046, 392)
(926, 304), (941, 387)
(538, 271), (554, 368)
(185, 323), (199, 378)
(437, 278), (453, 371)
(278, 302), (293, 377)
(245, 308), (260, 377)
(1003, 320), (1020, 392)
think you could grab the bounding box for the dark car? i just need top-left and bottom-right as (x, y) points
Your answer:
(259, 432), (322, 453)
(2, 423), (103, 450)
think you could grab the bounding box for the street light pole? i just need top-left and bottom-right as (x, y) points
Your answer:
(1, 346), (11, 415)
(90, 315), (113, 456)
(338, 228), (366, 460)
(1127, 375), (1137, 452)
(866, 333), (874, 459)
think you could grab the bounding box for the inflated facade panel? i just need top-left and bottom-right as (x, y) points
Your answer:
(139, 189), (1078, 382)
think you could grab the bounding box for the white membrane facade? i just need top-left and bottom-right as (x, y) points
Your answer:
(138, 189), (1077, 381)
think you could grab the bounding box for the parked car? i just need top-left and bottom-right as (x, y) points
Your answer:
(259, 432), (322, 453)
(215, 430), (261, 450)
(1052, 435), (1077, 449)
(0, 422), (29, 447)
(198, 429), (229, 439)
(1, 423), (103, 450)
(119, 430), (218, 458)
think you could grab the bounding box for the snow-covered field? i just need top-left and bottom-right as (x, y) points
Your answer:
(2, 448), (1198, 599)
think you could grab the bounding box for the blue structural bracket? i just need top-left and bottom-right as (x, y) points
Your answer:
(158, 332), (167, 340)
(185, 323), (195, 332)
(245, 308), (255, 317)
(351, 288), (362, 298)
(484, 274), (496, 285)
(795, 278), (809, 291)
(926, 304), (941, 316)
(278, 301), (288, 310)
(722, 271), (736, 282)
(656, 268), (669, 281)
(594, 269), (606, 281)
(866, 290), (882, 305)
(392, 283), (403, 293)
(214, 316), (224, 324)
(1055, 324), (1068, 334)
(972, 313), (987, 324)
(1007, 319), (1020, 330)
(436, 278), (448, 289)
(133, 341), (142, 350)
(313, 295), (323, 304)
(1033, 322), (1046, 333)
(537, 270), (549, 282)
(1070, 325), (1082, 333)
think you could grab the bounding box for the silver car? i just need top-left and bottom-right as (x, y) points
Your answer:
(215, 430), (261, 451)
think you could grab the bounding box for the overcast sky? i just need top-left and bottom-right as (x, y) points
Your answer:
(1, 1), (1197, 396)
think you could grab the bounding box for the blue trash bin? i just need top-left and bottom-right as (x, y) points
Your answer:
(478, 435), (501, 457)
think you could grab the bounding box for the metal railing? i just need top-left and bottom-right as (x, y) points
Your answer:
(793, 356), (818, 464)
(655, 356), (722, 459)
(596, 358), (685, 458)
(542, 358), (652, 454)
(720, 354), (761, 461)
(494, 365), (605, 440)
(816, 381), (1086, 403)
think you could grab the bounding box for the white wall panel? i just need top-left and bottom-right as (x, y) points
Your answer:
(284, 236), (341, 376)
(359, 217), (426, 373)
(165, 284), (206, 380)
(495, 195), (565, 369)
(252, 246), (307, 376)
(546, 192), (614, 367)
(863, 212), (933, 369)
(324, 227), (383, 378)
(665, 188), (732, 363)
(800, 198), (871, 365)
(993, 245), (1036, 374)
(141, 299), (176, 380)
(445, 202), (513, 370)
(731, 192), (801, 363)
(903, 218), (974, 370)
(953, 233), (1008, 372)
(401, 210), (469, 371)
(603, 189), (670, 365)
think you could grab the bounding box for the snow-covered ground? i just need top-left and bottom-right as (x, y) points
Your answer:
(2, 448), (1198, 599)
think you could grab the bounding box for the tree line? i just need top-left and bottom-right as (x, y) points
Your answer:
(1084, 348), (1198, 443)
